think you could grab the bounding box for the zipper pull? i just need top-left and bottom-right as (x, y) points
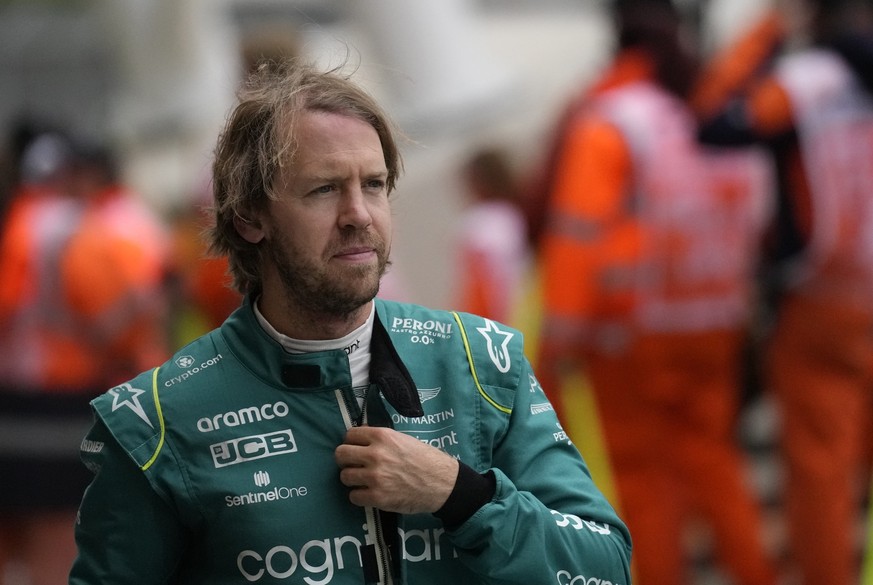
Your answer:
(361, 543), (381, 583)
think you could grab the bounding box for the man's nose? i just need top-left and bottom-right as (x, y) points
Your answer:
(338, 187), (373, 229)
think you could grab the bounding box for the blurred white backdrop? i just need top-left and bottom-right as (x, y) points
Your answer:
(0, 0), (770, 309)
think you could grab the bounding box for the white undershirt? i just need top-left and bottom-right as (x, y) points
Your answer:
(254, 300), (374, 405)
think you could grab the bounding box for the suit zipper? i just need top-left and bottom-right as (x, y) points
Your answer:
(335, 389), (394, 585)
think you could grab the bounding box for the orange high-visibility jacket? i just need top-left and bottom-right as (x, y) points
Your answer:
(540, 58), (773, 355)
(0, 186), (170, 392)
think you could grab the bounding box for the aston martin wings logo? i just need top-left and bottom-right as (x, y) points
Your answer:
(417, 387), (442, 403)
(109, 383), (153, 428)
(476, 319), (514, 373)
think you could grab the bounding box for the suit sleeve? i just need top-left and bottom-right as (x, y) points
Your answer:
(69, 419), (188, 585)
(445, 356), (632, 584)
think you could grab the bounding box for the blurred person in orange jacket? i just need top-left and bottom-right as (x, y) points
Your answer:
(62, 141), (172, 383)
(454, 146), (531, 324)
(0, 131), (83, 390)
(694, 1), (873, 582)
(0, 133), (172, 585)
(0, 129), (90, 585)
(536, 1), (779, 583)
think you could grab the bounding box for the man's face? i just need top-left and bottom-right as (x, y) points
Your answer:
(241, 110), (393, 318)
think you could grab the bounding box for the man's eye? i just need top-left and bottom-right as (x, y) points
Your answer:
(365, 179), (386, 191)
(313, 184), (334, 195)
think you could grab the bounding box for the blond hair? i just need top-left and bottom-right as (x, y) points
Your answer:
(209, 60), (402, 295)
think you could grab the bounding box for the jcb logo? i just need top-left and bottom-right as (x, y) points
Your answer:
(210, 430), (297, 468)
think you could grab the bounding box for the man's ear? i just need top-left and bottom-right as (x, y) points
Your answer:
(234, 213), (265, 244)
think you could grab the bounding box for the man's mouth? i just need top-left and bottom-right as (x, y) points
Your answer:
(334, 246), (377, 262)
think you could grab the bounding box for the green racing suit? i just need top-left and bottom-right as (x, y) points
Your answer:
(70, 296), (632, 584)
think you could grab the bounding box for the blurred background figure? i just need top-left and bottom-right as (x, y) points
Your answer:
(695, 0), (873, 583)
(0, 125), (91, 585)
(0, 126), (172, 585)
(453, 146), (531, 323)
(167, 173), (243, 347)
(62, 139), (172, 383)
(0, 126), (82, 390)
(0, 125), (87, 585)
(536, 1), (778, 583)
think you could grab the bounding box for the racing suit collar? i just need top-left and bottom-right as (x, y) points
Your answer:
(227, 295), (422, 418)
(370, 312), (424, 418)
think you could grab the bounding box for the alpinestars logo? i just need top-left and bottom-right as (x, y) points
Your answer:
(477, 319), (513, 373)
(109, 383), (152, 428)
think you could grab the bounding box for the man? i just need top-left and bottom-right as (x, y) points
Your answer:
(536, 1), (777, 583)
(68, 60), (631, 584)
(694, 0), (873, 582)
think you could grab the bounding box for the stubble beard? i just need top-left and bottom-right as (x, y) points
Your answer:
(268, 230), (390, 320)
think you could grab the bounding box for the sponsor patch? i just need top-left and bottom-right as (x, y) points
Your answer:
(109, 383), (152, 428)
(210, 429), (298, 468)
(476, 320), (513, 373)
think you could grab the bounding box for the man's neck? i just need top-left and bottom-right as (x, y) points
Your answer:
(256, 293), (374, 341)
